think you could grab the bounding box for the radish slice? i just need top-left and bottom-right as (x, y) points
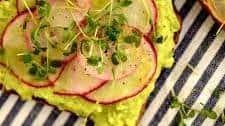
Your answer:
(84, 37), (157, 104)
(123, 0), (158, 34)
(1, 11), (54, 88)
(54, 59), (108, 95)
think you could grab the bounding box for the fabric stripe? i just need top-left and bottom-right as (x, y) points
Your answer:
(140, 16), (214, 126)
(201, 93), (225, 126)
(178, 0), (196, 19)
(74, 118), (86, 126)
(86, 119), (94, 126)
(174, 0), (186, 11)
(171, 32), (225, 125)
(146, 7), (208, 107)
(22, 102), (43, 126)
(214, 109), (225, 126)
(31, 105), (53, 126)
(52, 112), (71, 126)
(174, 23), (219, 94)
(43, 108), (61, 126)
(190, 75), (225, 125)
(64, 114), (78, 126)
(1, 100), (25, 126)
(0, 93), (9, 109)
(158, 25), (225, 126)
(0, 95), (18, 125)
(150, 22), (220, 126)
(177, 2), (201, 47)
(10, 101), (36, 126)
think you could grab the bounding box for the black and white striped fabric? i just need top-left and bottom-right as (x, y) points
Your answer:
(0, 0), (225, 125)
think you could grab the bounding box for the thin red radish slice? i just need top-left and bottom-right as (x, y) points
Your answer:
(148, 0), (158, 33)
(83, 37), (157, 104)
(54, 58), (107, 95)
(123, 0), (158, 34)
(1, 11), (55, 88)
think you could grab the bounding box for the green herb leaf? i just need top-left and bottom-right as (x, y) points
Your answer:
(105, 25), (121, 41)
(120, 0), (132, 7)
(111, 51), (127, 65)
(155, 35), (164, 43)
(85, 15), (99, 35)
(87, 56), (102, 66)
(170, 96), (181, 108)
(200, 108), (217, 119)
(37, 68), (47, 79)
(124, 33), (141, 47)
(50, 60), (62, 68)
(186, 110), (196, 118)
(178, 120), (186, 126)
(28, 64), (38, 75)
(37, 0), (51, 18)
(97, 40), (109, 51)
(22, 53), (32, 63)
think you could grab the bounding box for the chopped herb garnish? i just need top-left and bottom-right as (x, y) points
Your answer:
(37, 0), (51, 18)
(155, 35), (164, 43)
(96, 40), (109, 51)
(85, 15), (99, 35)
(111, 51), (127, 65)
(105, 25), (121, 41)
(50, 60), (62, 68)
(87, 56), (102, 66)
(28, 63), (38, 75)
(21, 53), (32, 63)
(124, 32), (141, 47)
(212, 88), (224, 99)
(199, 108), (217, 119)
(120, 0), (132, 7)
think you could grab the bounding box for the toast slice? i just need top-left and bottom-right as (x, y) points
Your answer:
(0, 0), (181, 125)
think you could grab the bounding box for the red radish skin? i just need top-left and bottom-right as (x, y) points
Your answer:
(83, 37), (157, 104)
(148, 0), (158, 34)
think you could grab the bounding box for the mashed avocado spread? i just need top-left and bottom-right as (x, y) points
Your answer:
(0, 0), (180, 125)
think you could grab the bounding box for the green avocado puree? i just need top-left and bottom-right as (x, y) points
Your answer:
(0, 0), (180, 125)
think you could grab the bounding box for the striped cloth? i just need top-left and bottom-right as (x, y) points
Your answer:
(0, 0), (225, 126)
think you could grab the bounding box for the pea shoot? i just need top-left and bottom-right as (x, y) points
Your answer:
(170, 93), (218, 126)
